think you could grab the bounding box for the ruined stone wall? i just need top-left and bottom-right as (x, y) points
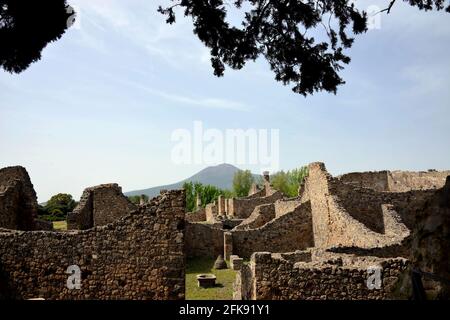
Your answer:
(388, 171), (450, 192)
(228, 192), (283, 219)
(186, 208), (206, 223)
(240, 251), (408, 300)
(0, 190), (185, 300)
(205, 203), (218, 222)
(0, 166), (38, 231)
(67, 184), (137, 230)
(338, 170), (449, 193)
(303, 163), (427, 251)
(338, 171), (389, 192)
(230, 202), (314, 259)
(234, 204), (275, 231)
(185, 222), (224, 258)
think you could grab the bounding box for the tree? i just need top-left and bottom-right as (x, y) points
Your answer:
(1, 1), (449, 95)
(183, 181), (231, 212)
(271, 166), (308, 197)
(158, 0), (450, 96)
(0, 0), (73, 73)
(233, 170), (254, 197)
(39, 193), (77, 221)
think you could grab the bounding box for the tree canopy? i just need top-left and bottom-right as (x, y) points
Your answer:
(38, 193), (77, 221)
(183, 181), (231, 212)
(1, 0), (449, 94)
(233, 169), (254, 197)
(270, 166), (308, 197)
(0, 0), (73, 73)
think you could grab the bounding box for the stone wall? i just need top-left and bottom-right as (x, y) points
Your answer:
(0, 190), (185, 300)
(230, 201), (314, 259)
(185, 222), (224, 258)
(67, 184), (137, 230)
(186, 207), (206, 223)
(303, 163), (422, 250)
(0, 166), (38, 231)
(228, 191), (283, 219)
(338, 170), (449, 192)
(238, 250), (409, 300)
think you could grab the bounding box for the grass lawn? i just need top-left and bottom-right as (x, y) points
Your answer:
(186, 257), (237, 300)
(53, 221), (67, 231)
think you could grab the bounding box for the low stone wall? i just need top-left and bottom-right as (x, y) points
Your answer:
(239, 251), (409, 300)
(0, 190), (185, 300)
(234, 203), (275, 231)
(338, 170), (449, 192)
(186, 208), (206, 223)
(67, 184), (137, 230)
(230, 201), (314, 259)
(228, 192), (283, 219)
(185, 222), (224, 258)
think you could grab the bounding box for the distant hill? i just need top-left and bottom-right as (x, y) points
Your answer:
(124, 163), (260, 198)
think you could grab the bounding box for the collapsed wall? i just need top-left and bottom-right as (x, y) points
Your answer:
(67, 184), (137, 230)
(0, 166), (39, 231)
(236, 250), (409, 300)
(0, 190), (185, 300)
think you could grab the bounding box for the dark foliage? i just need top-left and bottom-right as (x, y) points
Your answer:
(159, 0), (450, 95)
(0, 0), (73, 73)
(0, 1), (448, 95)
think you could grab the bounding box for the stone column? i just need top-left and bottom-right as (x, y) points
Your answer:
(218, 195), (226, 216)
(224, 232), (233, 260)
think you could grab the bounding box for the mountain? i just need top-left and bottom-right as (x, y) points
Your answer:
(124, 163), (259, 198)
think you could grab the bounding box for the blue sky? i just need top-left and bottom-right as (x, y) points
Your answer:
(1, 0), (449, 201)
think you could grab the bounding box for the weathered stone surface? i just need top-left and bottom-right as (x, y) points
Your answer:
(67, 183), (137, 230)
(0, 190), (185, 300)
(0, 166), (39, 231)
(213, 255), (227, 270)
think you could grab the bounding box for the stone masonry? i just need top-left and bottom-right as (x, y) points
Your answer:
(67, 184), (137, 230)
(0, 190), (185, 300)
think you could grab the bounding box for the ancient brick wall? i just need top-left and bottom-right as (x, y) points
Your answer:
(338, 171), (390, 192)
(303, 163), (425, 250)
(234, 203), (275, 231)
(67, 184), (137, 230)
(230, 201), (314, 259)
(388, 170), (450, 192)
(185, 222), (224, 258)
(238, 251), (408, 300)
(338, 170), (449, 192)
(0, 190), (185, 300)
(186, 207), (206, 223)
(228, 191), (283, 219)
(0, 166), (38, 231)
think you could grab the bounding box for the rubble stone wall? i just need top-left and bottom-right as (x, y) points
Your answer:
(67, 184), (137, 230)
(0, 166), (38, 231)
(230, 202), (313, 259)
(185, 222), (224, 258)
(0, 190), (185, 300)
(240, 251), (409, 300)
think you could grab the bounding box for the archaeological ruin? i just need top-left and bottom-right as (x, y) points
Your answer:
(0, 163), (448, 300)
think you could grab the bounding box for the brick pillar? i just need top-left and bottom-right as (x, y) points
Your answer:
(218, 195), (226, 216)
(224, 232), (233, 260)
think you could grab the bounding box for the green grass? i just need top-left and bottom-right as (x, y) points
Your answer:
(53, 221), (67, 231)
(186, 257), (237, 300)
